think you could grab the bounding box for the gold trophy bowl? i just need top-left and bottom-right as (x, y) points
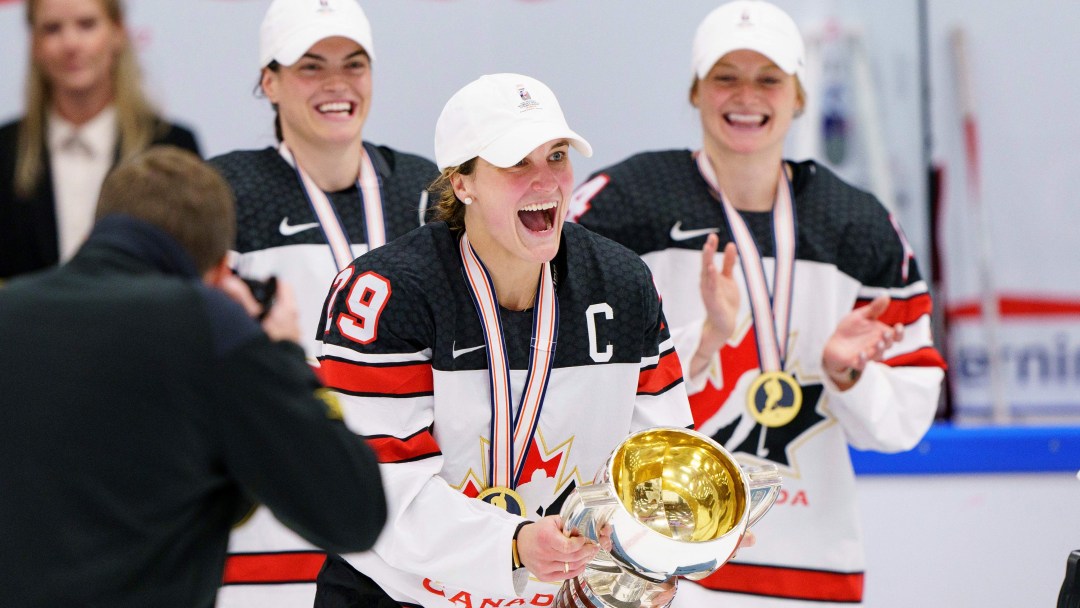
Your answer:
(555, 427), (781, 608)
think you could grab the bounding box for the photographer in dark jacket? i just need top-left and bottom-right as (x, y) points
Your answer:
(0, 146), (386, 608)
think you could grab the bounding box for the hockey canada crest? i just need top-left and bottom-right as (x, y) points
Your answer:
(692, 322), (828, 471)
(454, 431), (582, 519)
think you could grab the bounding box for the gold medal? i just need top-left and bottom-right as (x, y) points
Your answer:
(746, 371), (803, 428)
(477, 486), (527, 516)
(699, 155), (803, 432)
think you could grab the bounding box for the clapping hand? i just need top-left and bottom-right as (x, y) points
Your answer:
(692, 234), (740, 377)
(821, 294), (904, 390)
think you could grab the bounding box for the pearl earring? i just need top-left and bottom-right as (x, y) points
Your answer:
(462, 197), (473, 206)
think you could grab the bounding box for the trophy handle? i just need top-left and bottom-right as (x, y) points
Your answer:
(560, 482), (621, 541)
(743, 464), (782, 529)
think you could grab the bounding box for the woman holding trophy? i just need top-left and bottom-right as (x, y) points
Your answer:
(313, 73), (699, 607)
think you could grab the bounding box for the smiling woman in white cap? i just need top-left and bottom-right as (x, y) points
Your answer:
(210, 0), (437, 359)
(208, 1), (437, 606)
(312, 73), (693, 607)
(571, 2), (945, 607)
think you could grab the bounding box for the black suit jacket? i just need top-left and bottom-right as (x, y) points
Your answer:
(0, 215), (386, 607)
(0, 117), (200, 279)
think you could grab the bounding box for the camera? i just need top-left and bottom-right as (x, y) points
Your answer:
(238, 275), (278, 321)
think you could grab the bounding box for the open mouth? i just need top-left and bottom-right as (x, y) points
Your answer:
(724, 112), (768, 127)
(518, 201), (558, 232)
(316, 101), (356, 117)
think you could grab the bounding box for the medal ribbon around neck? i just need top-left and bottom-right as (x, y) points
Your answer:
(458, 232), (558, 491)
(278, 142), (386, 272)
(695, 151), (796, 374)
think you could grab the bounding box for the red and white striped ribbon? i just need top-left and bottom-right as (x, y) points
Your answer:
(695, 151), (796, 372)
(459, 232), (558, 489)
(279, 143), (385, 272)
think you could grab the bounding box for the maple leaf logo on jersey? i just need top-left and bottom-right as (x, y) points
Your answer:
(711, 383), (826, 469)
(691, 322), (827, 471)
(517, 432), (583, 518)
(455, 470), (486, 500)
(452, 431), (583, 519)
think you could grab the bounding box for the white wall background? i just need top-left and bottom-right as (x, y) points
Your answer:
(929, 0), (1080, 305)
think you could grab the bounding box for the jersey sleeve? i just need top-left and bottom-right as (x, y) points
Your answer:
(316, 259), (526, 597)
(667, 319), (715, 395)
(827, 211), (947, 452)
(631, 267), (695, 432)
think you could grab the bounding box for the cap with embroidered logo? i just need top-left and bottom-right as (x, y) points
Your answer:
(434, 73), (592, 171)
(259, 0), (375, 68)
(692, 0), (805, 82)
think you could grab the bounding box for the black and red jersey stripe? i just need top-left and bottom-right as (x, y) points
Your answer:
(321, 358), (434, 397)
(366, 428), (441, 464)
(638, 348), (684, 396)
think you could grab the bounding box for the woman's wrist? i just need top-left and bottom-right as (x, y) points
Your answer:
(698, 319), (729, 354)
(690, 320), (727, 377)
(826, 364), (861, 390)
(511, 521), (530, 571)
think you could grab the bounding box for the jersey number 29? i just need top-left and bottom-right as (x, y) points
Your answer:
(324, 267), (392, 345)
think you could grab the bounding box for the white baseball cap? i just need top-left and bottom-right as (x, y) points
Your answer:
(434, 73), (592, 171)
(692, 0), (805, 81)
(259, 0), (375, 68)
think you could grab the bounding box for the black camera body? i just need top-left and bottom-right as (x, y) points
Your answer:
(1061, 550), (1080, 608)
(239, 275), (277, 320)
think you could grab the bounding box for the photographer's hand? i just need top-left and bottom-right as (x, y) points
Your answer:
(258, 280), (301, 344)
(217, 273), (301, 344)
(217, 272), (261, 316)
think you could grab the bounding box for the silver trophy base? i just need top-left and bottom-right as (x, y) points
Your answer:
(555, 563), (677, 608)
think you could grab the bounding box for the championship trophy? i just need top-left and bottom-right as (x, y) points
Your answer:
(555, 427), (781, 608)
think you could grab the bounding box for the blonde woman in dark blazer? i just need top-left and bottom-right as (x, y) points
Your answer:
(0, 0), (199, 281)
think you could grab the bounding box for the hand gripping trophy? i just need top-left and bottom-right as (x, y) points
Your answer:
(555, 427), (781, 608)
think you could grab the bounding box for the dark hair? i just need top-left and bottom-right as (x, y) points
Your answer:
(96, 146), (235, 273)
(428, 158), (477, 232)
(256, 61), (285, 142)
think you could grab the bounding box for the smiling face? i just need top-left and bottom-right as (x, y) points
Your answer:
(454, 139), (574, 268)
(30, 0), (124, 101)
(261, 36), (372, 149)
(692, 49), (803, 161)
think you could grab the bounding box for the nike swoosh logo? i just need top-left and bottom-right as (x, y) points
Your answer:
(669, 221), (719, 241)
(279, 217), (321, 236)
(452, 344), (486, 359)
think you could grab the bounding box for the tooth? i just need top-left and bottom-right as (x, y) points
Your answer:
(520, 201), (558, 212)
(727, 113), (764, 124)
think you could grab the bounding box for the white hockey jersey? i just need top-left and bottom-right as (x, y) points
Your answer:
(571, 151), (946, 607)
(316, 221), (694, 606)
(210, 144), (437, 608)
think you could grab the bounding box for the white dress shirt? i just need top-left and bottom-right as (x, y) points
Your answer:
(47, 106), (118, 262)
